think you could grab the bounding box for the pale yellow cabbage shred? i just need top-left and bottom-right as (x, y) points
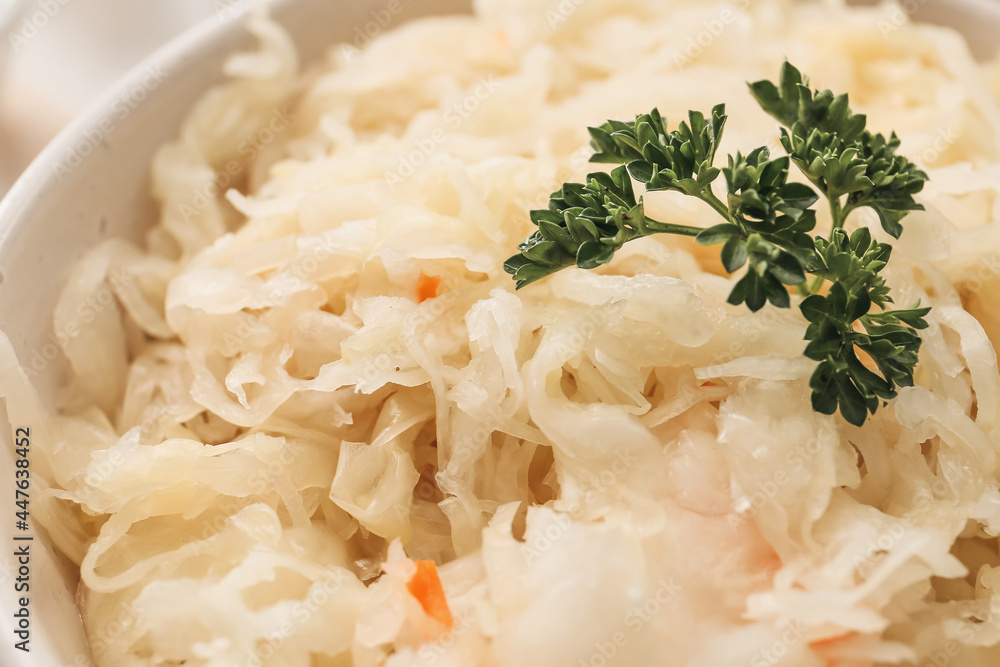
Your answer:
(4, 0), (1000, 664)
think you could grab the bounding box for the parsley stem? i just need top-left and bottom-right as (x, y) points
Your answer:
(645, 218), (703, 237)
(829, 197), (846, 230)
(805, 274), (826, 294)
(701, 190), (732, 222)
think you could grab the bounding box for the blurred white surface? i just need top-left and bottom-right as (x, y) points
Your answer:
(0, 0), (998, 199)
(0, 0), (225, 196)
(0, 0), (21, 99)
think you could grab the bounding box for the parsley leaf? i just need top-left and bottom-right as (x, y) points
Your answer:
(801, 228), (929, 425)
(503, 165), (704, 288)
(588, 105), (727, 200)
(749, 61), (928, 237)
(505, 62), (932, 426)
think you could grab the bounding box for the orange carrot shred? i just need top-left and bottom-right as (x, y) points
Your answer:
(406, 560), (454, 629)
(701, 380), (715, 387)
(809, 632), (855, 650)
(416, 271), (441, 303)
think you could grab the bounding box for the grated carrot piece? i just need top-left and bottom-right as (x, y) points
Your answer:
(416, 271), (442, 303)
(808, 631), (855, 650)
(406, 560), (454, 629)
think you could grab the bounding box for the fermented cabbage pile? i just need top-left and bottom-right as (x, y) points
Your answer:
(5, 0), (1000, 664)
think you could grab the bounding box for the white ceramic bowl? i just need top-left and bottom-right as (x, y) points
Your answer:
(0, 1), (995, 665)
(0, 2), (468, 664)
(0, 0), (21, 73)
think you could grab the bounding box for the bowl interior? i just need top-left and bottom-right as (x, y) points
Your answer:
(0, 0), (19, 28)
(0, 0), (996, 664)
(911, 0), (1000, 61)
(0, 2), (467, 664)
(0, 0), (22, 70)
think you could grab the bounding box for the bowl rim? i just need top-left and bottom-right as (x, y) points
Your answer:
(0, 1), (270, 245)
(0, 0), (20, 29)
(0, 5), (275, 665)
(3, 0), (999, 240)
(0, 0), (998, 663)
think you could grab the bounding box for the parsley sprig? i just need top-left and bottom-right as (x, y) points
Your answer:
(801, 227), (928, 425)
(749, 62), (928, 240)
(504, 62), (931, 426)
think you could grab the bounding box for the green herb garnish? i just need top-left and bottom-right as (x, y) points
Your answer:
(504, 62), (930, 427)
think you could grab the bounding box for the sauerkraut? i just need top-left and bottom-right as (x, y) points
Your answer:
(4, 0), (1000, 665)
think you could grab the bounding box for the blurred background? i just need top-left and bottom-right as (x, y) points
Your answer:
(0, 0), (237, 198)
(0, 0), (998, 200)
